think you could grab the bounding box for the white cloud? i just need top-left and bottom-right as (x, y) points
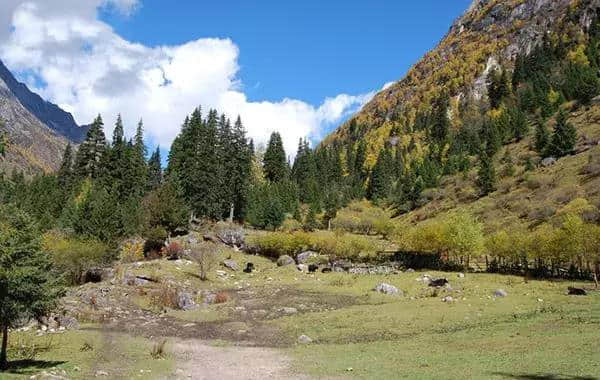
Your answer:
(0, 0), (378, 157)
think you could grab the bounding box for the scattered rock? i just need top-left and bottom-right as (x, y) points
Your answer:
(57, 316), (79, 330)
(332, 260), (352, 271)
(277, 255), (295, 267)
(441, 296), (454, 302)
(296, 251), (318, 264)
(494, 289), (508, 297)
(216, 228), (245, 248)
(29, 370), (69, 380)
(541, 157), (557, 167)
(281, 307), (298, 315)
(568, 287), (587, 296)
(296, 264), (308, 272)
(457, 273), (465, 278)
(223, 259), (239, 271)
(374, 283), (402, 296)
(177, 291), (197, 311)
(429, 278), (449, 287)
(298, 335), (313, 344)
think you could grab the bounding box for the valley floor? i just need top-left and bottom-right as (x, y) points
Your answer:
(3, 249), (600, 380)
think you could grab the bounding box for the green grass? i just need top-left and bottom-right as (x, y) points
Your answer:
(267, 272), (600, 379)
(3, 326), (175, 379)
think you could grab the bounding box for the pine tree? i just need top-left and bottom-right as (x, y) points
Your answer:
(510, 106), (529, 141)
(367, 148), (393, 202)
(546, 109), (577, 158)
(0, 205), (62, 370)
(476, 151), (497, 196)
(228, 116), (252, 220)
(147, 147), (162, 191)
(534, 116), (550, 155)
(263, 132), (288, 182)
(57, 143), (74, 189)
(430, 93), (450, 145)
(131, 119), (148, 197)
(488, 67), (511, 109)
(75, 115), (107, 178)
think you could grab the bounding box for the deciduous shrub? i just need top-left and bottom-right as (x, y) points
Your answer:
(188, 243), (220, 281)
(42, 230), (113, 285)
(330, 200), (393, 236)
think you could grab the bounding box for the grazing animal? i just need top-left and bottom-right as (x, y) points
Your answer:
(428, 278), (449, 287)
(308, 264), (319, 273)
(321, 268), (332, 273)
(568, 287), (587, 296)
(243, 262), (255, 274)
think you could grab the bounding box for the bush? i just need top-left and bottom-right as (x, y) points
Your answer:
(120, 238), (144, 263)
(164, 241), (183, 258)
(247, 231), (380, 261)
(42, 231), (113, 285)
(143, 226), (168, 258)
(331, 200), (393, 236)
(188, 243), (220, 280)
(280, 218), (302, 232)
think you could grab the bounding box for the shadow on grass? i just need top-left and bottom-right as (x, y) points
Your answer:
(2, 359), (67, 375)
(492, 373), (598, 380)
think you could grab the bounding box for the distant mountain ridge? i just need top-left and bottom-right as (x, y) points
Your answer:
(0, 59), (88, 143)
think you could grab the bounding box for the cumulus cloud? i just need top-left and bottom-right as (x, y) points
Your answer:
(0, 0), (378, 156)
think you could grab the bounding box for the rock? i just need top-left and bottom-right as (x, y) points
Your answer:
(441, 296), (454, 302)
(57, 316), (79, 330)
(298, 335), (312, 344)
(223, 259), (239, 271)
(29, 370), (69, 380)
(541, 157), (557, 167)
(296, 250), (318, 264)
(568, 287), (587, 296)
(374, 283), (402, 296)
(457, 273), (465, 278)
(203, 234), (220, 244)
(494, 289), (508, 297)
(429, 278), (449, 287)
(277, 255), (295, 267)
(188, 236), (199, 245)
(216, 228), (245, 247)
(332, 260), (352, 271)
(123, 272), (152, 286)
(177, 291), (197, 311)
(83, 267), (114, 284)
(203, 293), (217, 304)
(406, 268), (415, 273)
(296, 264), (308, 272)
(95, 370), (109, 377)
(281, 307), (298, 314)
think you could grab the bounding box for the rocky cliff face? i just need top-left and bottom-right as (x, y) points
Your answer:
(0, 71), (69, 174)
(321, 0), (600, 164)
(0, 60), (88, 143)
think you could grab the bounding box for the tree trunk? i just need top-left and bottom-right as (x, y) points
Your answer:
(229, 203), (234, 224)
(0, 325), (8, 371)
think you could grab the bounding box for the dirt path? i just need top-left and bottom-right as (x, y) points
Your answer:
(165, 339), (312, 380)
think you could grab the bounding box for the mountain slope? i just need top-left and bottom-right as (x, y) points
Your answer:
(0, 71), (69, 174)
(322, 0), (599, 164)
(0, 60), (88, 143)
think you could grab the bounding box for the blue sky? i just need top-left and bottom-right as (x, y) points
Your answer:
(101, 1), (472, 107)
(1, 0), (473, 158)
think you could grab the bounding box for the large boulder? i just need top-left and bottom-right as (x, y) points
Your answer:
(296, 251), (318, 264)
(541, 157), (557, 167)
(223, 259), (239, 271)
(216, 228), (245, 248)
(374, 283), (402, 296)
(177, 291), (197, 310)
(277, 255), (295, 267)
